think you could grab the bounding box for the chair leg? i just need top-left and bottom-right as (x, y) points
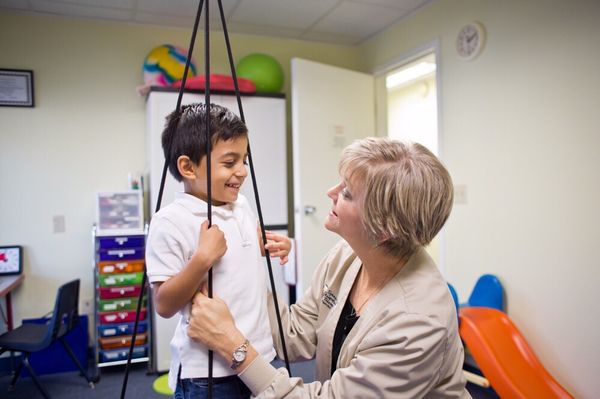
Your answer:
(59, 337), (95, 388)
(22, 355), (51, 399)
(9, 357), (24, 390)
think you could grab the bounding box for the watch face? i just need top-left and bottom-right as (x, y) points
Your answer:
(233, 349), (246, 362)
(0, 246), (22, 275)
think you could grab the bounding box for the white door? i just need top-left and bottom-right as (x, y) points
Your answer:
(292, 58), (374, 297)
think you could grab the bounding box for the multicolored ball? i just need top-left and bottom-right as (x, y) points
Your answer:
(143, 44), (197, 86)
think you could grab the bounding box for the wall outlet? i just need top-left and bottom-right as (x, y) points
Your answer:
(454, 185), (468, 204)
(81, 298), (94, 314)
(53, 215), (66, 233)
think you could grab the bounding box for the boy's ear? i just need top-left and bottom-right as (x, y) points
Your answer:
(177, 155), (197, 179)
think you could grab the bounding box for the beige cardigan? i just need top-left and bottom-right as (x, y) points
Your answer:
(239, 240), (470, 398)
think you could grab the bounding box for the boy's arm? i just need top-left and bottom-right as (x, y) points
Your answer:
(153, 221), (227, 318)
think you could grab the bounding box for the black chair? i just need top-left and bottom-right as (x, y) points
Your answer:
(0, 279), (95, 398)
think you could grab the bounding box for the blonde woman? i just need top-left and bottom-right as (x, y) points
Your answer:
(188, 137), (470, 398)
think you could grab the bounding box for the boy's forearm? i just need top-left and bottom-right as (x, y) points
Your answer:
(154, 253), (213, 318)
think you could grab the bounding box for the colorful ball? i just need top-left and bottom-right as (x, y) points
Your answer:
(143, 44), (197, 87)
(236, 53), (284, 93)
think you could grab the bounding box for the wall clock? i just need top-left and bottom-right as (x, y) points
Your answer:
(456, 21), (486, 60)
(0, 245), (22, 275)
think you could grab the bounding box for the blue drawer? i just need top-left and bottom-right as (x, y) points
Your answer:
(98, 247), (144, 261)
(97, 235), (145, 250)
(98, 321), (147, 337)
(99, 345), (147, 363)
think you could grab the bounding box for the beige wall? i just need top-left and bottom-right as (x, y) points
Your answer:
(361, 0), (600, 397)
(2, 1), (599, 396)
(0, 11), (361, 333)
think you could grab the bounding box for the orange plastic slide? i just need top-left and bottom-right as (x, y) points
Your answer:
(459, 307), (573, 399)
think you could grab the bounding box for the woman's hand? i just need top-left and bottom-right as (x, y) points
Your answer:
(187, 289), (246, 361)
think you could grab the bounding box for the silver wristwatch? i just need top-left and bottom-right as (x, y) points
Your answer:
(231, 339), (249, 370)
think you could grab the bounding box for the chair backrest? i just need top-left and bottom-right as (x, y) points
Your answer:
(467, 274), (505, 311)
(447, 283), (459, 313)
(447, 283), (460, 325)
(45, 279), (80, 347)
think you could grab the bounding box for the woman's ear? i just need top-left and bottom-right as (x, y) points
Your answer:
(177, 155), (197, 179)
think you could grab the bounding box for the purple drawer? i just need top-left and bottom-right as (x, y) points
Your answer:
(99, 345), (147, 363)
(98, 247), (144, 261)
(98, 321), (147, 337)
(97, 235), (145, 250)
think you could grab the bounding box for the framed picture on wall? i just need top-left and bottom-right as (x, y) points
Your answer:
(0, 69), (34, 107)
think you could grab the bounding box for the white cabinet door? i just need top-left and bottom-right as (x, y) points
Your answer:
(218, 95), (288, 227)
(146, 91), (287, 226)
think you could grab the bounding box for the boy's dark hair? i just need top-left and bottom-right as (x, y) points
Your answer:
(162, 103), (248, 182)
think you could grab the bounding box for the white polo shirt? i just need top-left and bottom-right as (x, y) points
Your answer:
(145, 192), (275, 390)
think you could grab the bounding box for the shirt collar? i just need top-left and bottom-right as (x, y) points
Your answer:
(174, 192), (241, 218)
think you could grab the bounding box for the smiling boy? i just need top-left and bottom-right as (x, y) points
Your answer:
(145, 103), (290, 398)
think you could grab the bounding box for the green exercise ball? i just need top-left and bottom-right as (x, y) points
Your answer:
(236, 53), (284, 93)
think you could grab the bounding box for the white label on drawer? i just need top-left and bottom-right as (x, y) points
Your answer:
(108, 249), (135, 256)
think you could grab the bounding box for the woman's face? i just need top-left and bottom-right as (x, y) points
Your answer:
(325, 174), (366, 243)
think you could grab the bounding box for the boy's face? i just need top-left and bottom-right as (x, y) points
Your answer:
(187, 136), (249, 206)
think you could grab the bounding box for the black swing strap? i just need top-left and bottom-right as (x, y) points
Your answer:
(119, 1), (204, 398)
(216, 0), (291, 373)
(203, 0), (215, 394)
(121, 0), (292, 397)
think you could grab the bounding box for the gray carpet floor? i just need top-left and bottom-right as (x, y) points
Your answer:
(0, 359), (316, 399)
(0, 359), (496, 398)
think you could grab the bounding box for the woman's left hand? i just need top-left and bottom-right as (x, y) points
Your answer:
(187, 289), (245, 360)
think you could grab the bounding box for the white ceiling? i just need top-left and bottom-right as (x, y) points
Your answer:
(0, 0), (434, 45)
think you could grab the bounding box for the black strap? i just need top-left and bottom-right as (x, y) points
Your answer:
(203, 1), (215, 396)
(121, 1), (291, 398)
(120, 2), (205, 399)
(216, 0), (291, 374)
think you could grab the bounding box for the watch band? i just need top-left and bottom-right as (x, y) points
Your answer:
(230, 339), (249, 370)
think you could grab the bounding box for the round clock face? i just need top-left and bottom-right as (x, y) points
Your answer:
(0, 246), (22, 274)
(456, 22), (485, 60)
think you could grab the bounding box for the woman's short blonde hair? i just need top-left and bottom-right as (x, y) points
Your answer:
(339, 137), (454, 259)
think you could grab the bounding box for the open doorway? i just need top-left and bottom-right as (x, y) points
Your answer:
(386, 52), (438, 154)
(375, 48), (443, 269)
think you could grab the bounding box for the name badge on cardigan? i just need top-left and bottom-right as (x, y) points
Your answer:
(322, 284), (337, 308)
